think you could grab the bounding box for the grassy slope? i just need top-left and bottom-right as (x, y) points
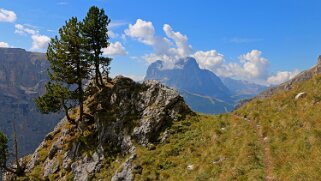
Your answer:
(21, 74), (321, 180)
(131, 114), (264, 180)
(235, 74), (321, 180)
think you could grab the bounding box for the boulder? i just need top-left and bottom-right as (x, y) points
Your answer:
(295, 92), (307, 100)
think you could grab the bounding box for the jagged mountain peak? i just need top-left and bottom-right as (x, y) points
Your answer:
(146, 57), (231, 102)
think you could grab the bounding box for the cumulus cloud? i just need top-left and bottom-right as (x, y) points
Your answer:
(15, 24), (50, 51)
(0, 42), (10, 48)
(124, 19), (193, 68)
(30, 35), (51, 51)
(239, 50), (269, 80)
(163, 24), (192, 57)
(193, 49), (300, 85)
(102, 41), (127, 56)
(267, 70), (300, 85)
(125, 19), (299, 85)
(125, 19), (155, 45)
(193, 50), (271, 84)
(0, 8), (16, 23)
(193, 50), (224, 70)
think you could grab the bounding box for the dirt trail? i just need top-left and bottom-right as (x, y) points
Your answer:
(234, 115), (275, 181)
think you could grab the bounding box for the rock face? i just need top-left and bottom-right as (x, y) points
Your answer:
(23, 76), (192, 180)
(145, 58), (231, 102)
(0, 48), (62, 156)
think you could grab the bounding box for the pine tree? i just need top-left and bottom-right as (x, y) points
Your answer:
(0, 132), (8, 173)
(0, 131), (24, 176)
(36, 17), (90, 124)
(35, 82), (75, 124)
(82, 6), (112, 87)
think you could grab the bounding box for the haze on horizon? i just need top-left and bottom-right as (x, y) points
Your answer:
(1, 0), (321, 85)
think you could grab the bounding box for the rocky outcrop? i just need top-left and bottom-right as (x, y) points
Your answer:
(0, 48), (62, 156)
(22, 76), (192, 180)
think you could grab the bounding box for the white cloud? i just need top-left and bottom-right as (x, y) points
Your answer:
(109, 20), (128, 28)
(193, 50), (270, 84)
(103, 41), (127, 56)
(124, 19), (192, 68)
(239, 50), (269, 80)
(193, 50), (224, 70)
(193, 49), (299, 85)
(125, 19), (299, 85)
(0, 8), (16, 23)
(267, 70), (300, 85)
(109, 30), (118, 38)
(31, 35), (51, 51)
(15, 24), (38, 35)
(0, 42), (10, 48)
(163, 24), (192, 57)
(14, 24), (50, 51)
(125, 19), (156, 45)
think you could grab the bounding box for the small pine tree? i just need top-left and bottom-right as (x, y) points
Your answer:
(82, 6), (112, 87)
(0, 130), (24, 176)
(35, 82), (76, 124)
(36, 17), (91, 124)
(0, 132), (8, 172)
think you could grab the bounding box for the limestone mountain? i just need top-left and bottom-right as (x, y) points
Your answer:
(0, 48), (62, 156)
(145, 57), (266, 114)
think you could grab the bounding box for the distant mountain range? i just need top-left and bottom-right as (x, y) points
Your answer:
(0, 48), (62, 156)
(145, 57), (267, 114)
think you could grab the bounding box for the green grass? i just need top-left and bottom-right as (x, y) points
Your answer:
(235, 74), (321, 180)
(131, 114), (264, 180)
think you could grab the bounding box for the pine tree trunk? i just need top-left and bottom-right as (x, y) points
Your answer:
(98, 69), (104, 87)
(12, 121), (24, 176)
(12, 121), (20, 170)
(61, 99), (76, 125)
(95, 63), (102, 87)
(78, 80), (84, 122)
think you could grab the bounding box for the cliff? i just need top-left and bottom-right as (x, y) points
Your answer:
(0, 48), (62, 156)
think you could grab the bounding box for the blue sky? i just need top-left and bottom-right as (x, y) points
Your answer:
(1, 0), (321, 85)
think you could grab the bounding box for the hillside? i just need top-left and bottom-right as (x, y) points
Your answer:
(5, 76), (267, 181)
(7, 57), (321, 180)
(234, 63), (321, 180)
(0, 48), (62, 156)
